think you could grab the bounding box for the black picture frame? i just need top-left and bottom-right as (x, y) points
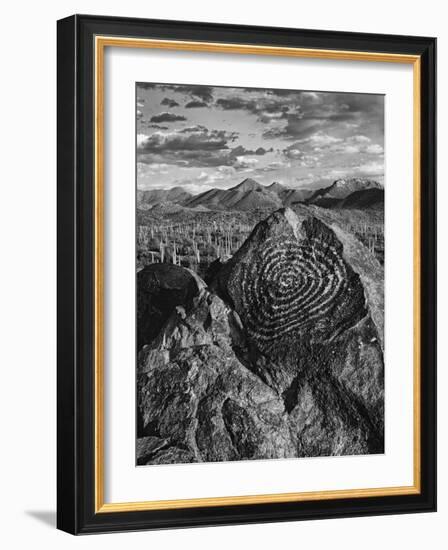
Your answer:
(57, 14), (436, 535)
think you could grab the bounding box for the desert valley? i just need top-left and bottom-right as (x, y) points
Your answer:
(137, 176), (384, 278)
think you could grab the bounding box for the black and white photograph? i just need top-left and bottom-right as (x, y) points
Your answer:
(135, 82), (385, 466)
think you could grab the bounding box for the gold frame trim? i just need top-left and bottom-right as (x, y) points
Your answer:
(94, 36), (422, 513)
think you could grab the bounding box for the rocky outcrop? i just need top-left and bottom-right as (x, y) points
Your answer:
(137, 288), (295, 463)
(137, 207), (384, 464)
(211, 208), (384, 454)
(137, 264), (201, 352)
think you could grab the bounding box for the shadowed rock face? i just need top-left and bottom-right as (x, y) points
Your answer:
(137, 290), (295, 463)
(137, 264), (201, 352)
(137, 207), (384, 464)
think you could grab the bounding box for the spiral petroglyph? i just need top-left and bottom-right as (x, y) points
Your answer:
(242, 237), (346, 340)
(225, 212), (368, 351)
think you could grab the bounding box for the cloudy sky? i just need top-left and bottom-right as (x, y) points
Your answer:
(137, 83), (384, 194)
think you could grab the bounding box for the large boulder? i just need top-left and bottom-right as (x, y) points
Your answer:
(137, 287), (295, 463)
(211, 207), (384, 455)
(137, 263), (202, 352)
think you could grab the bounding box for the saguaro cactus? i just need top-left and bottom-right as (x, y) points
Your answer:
(172, 241), (177, 265)
(159, 242), (165, 263)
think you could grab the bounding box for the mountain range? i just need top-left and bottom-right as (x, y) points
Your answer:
(137, 177), (383, 212)
(137, 186), (192, 209)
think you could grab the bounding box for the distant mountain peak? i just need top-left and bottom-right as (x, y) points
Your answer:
(137, 187), (193, 207)
(184, 177), (283, 211)
(138, 175), (382, 214)
(232, 178), (263, 192)
(332, 177), (382, 190)
(308, 177), (382, 204)
(267, 182), (286, 192)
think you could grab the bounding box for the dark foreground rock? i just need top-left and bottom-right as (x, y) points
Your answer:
(137, 207), (384, 463)
(137, 287), (295, 463)
(137, 263), (201, 352)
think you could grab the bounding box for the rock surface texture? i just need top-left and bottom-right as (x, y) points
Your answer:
(137, 264), (201, 352)
(137, 207), (384, 464)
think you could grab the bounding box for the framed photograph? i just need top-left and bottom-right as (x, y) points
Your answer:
(57, 14), (436, 534)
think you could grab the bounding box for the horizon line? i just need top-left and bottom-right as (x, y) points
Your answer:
(137, 175), (385, 195)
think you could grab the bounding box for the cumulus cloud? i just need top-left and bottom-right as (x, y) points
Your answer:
(186, 86), (214, 103)
(300, 91), (320, 102)
(255, 161), (290, 173)
(230, 145), (272, 156)
(137, 83), (384, 189)
(137, 124), (276, 170)
(137, 162), (170, 177)
(215, 95), (292, 125)
(161, 97), (179, 108)
(149, 112), (187, 123)
(179, 125), (208, 133)
(137, 134), (149, 147)
(234, 156), (259, 169)
(185, 100), (209, 108)
(137, 125), (253, 168)
(146, 124), (169, 130)
(149, 84), (214, 104)
(366, 144), (384, 154)
(329, 135), (383, 155)
(261, 93), (384, 140)
(269, 114), (327, 140)
(297, 133), (342, 148)
(283, 144), (321, 167)
(282, 132), (383, 159)
(282, 136), (334, 161)
(138, 127), (236, 153)
(216, 97), (256, 111)
(137, 83), (158, 90)
(355, 161), (384, 176)
(215, 93), (302, 126)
